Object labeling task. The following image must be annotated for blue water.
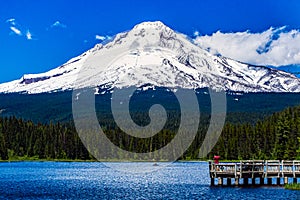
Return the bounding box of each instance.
[0,162,299,199]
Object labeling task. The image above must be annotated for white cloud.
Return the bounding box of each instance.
[95,35,107,41]
[10,26,22,36]
[106,35,112,40]
[193,27,300,66]
[6,18,16,25]
[6,18,36,40]
[193,30,199,37]
[51,21,67,28]
[26,30,32,40]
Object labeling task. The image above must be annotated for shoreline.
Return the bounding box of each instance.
[285,183,300,190]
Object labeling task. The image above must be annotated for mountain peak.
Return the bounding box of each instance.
[133,21,168,30]
[105,21,177,51]
[130,21,175,40]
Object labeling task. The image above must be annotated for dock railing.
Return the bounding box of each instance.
[209,160,300,186]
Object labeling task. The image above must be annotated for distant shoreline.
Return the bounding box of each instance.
[0,158,241,163]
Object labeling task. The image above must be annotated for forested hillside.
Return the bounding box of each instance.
[1,90,300,125]
[209,106,300,160]
[0,105,300,161]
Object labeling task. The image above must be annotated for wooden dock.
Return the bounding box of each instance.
[209,160,300,186]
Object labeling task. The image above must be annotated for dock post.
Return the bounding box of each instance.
[259,178,264,186]
[211,178,215,186]
[235,178,239,186]
[244,178,249,186]
[218,177,223,186]
[293,178,297,184]
[284,177,288,185]
[267,178,272,185]
[227,178,232,186]
[276,178,280,185]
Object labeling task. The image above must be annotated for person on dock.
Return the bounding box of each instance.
[213,155,222,171]
[213,155,220,164]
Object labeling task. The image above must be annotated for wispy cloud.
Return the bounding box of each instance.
[6,18,36,40]
[51,21,67,28]
[26,30,32,40]
[6,18,22,35]
[6,18,16,25]
[95,34,112,41]
[193,27,300,66]
[193,30,200,37]
[10,26,22,36]
[95,35,106,40]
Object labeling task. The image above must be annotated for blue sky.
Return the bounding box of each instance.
[0,0,300,83]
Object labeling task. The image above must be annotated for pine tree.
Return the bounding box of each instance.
[274,114,290,159]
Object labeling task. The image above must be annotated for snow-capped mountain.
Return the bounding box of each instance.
[1,21,300,94]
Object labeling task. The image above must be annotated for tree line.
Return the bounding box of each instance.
[0,105,300,161]
[0,118,90,160]
[209,106,300,160]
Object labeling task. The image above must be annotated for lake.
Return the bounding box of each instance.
[0,162,299,199]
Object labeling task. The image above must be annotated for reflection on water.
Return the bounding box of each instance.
[0,162,299,199]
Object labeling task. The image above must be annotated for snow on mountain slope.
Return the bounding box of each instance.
[0,21,300,94]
